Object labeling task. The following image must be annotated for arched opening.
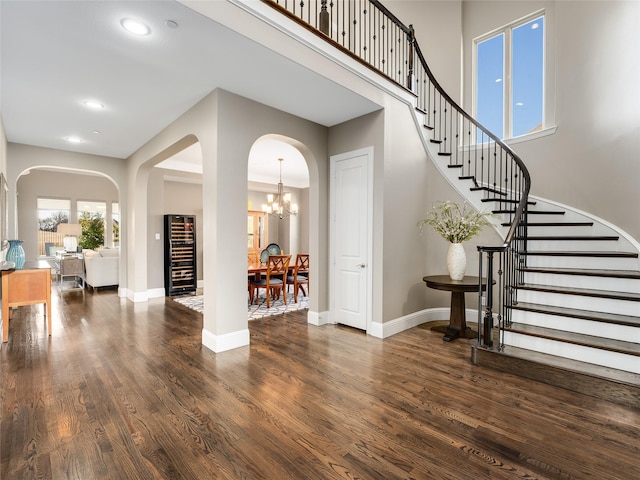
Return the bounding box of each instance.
[15,166,120,259]
[136,135,202,298]
[247,134,312,318]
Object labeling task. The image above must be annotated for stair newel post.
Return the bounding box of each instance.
[520,205,528,283]
[497,252,505,350]
[319,0,330,36]
[482,249,495,348]
[477,250,484,344]
[407,24,415,91]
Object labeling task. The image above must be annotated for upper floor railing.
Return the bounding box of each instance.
[263,0,531,350]
[265,0,415,88]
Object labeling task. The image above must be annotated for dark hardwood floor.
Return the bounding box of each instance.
[1,289,639,479]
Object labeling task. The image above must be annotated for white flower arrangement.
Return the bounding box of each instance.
[417,200,495,243]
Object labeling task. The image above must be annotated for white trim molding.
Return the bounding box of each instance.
[307,310,331,326]
[370,307,482,339]
[202,328,250,353]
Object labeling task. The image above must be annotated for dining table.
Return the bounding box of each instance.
[248,262,268,282]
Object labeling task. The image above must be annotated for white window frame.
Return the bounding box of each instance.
[473,10,546,141]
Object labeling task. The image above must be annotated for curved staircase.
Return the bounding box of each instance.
[418,106,640,406]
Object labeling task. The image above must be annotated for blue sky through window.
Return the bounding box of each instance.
[477,34,504,138]
[512,17,544,136]
[476,15,544,139]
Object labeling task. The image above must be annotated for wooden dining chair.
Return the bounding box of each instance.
[249,254,291,307]
[286,253,309,303]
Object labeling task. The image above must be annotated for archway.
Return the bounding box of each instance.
[15,166,120,265]
[247,134,317,322]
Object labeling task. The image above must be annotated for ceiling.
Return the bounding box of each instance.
[0,0,381,186]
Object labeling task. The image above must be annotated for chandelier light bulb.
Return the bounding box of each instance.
[264,157,298,220]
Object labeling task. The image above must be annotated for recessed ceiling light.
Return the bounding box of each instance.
[83,100,104,110]
[65,136,84,144]
[121,18,151,36]
[165,20,179,29]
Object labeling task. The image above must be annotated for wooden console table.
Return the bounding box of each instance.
[1,260,52,342]
[422,275,492,342]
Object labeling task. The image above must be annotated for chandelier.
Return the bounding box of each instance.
[262,158,298,219]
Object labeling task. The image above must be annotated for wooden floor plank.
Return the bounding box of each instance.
[1,289,639,479]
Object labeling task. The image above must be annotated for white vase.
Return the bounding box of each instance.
[447,242,466,280]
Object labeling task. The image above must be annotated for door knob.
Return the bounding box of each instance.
[356,263,366,268]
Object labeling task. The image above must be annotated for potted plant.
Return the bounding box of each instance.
[417,200,495,280]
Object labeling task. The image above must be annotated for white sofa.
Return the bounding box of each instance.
[84,248,119,291]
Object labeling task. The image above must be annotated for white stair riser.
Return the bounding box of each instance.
[503,332,640,374]
[522,272,640,294]
[516,290,639,317]
[525,240,623,252]
[525,225,594,236]
[525,255,636,270]
[510,310,640,343]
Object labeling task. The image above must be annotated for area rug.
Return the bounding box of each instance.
[173,292,308,320]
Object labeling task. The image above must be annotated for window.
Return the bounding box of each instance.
[38,198,70,255]
[475,13,544,140]
[78,200,106,250]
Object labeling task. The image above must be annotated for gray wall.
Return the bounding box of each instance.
[462,0,640,240]
[146,168,205,290]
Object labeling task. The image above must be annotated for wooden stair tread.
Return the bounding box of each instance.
[520,250,638,258]
[485,344,640,388]
[501,210,565,215]
[482,198,536,205]
[519,266,640,279]
[472,186,507,196]
[495,209,562,214]
[504,221,594,227]
[515,283,640,302]
[510,302,640,327]
[504,323,640,357]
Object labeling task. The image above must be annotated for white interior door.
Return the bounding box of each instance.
[330,148,372,331]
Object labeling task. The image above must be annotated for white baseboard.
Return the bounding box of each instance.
[307,310,330,326]
[202,328,250,353]
[147,288,166,299]
[369,307,480,339]
[125,289,149,303]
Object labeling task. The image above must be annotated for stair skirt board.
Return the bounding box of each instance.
[502,331,640,374]
[522,272,639,293]
[509,310,640,343]
[516,290,639,317]
[524,255,638,270]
